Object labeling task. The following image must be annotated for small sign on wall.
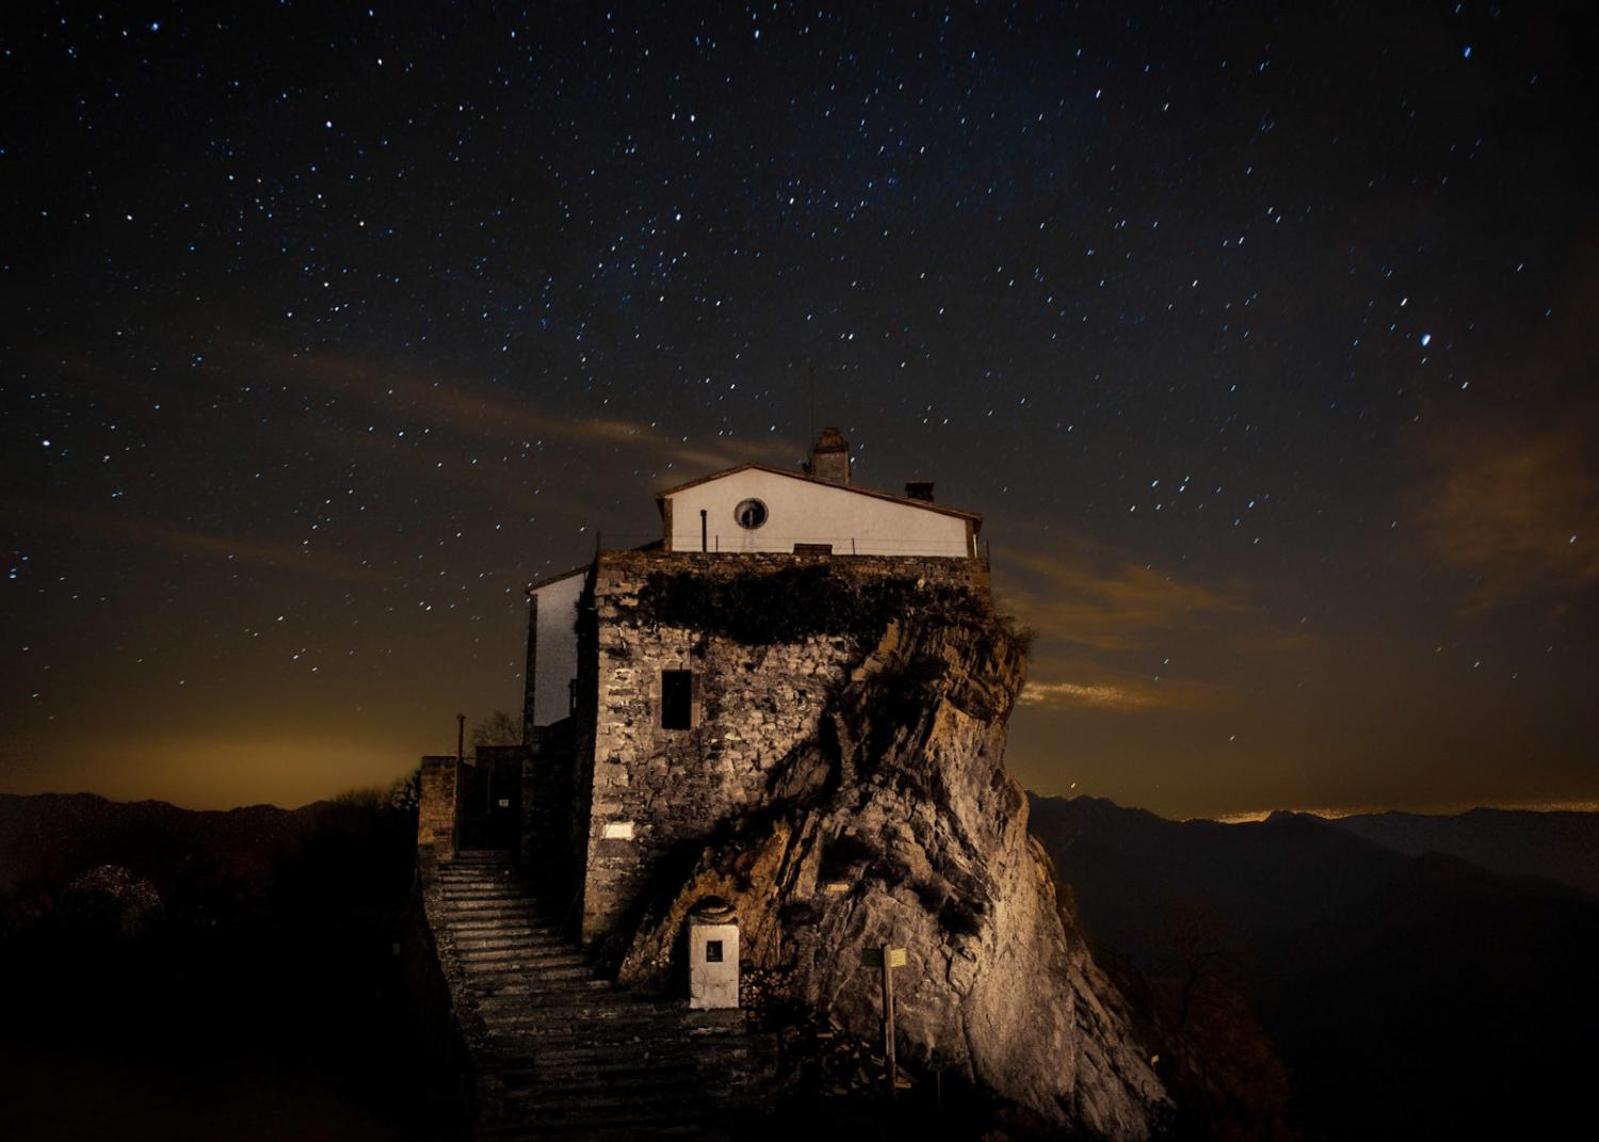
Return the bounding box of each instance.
[602,820,635,840]
[861,946,907,968]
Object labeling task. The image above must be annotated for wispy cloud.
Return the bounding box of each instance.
[1019,668,1229,713]
[1019,680,1159,711]
[1415,415,1598,610]
[998,543,1243,652]
[1406,249,1599,611]
[249,343,793,475]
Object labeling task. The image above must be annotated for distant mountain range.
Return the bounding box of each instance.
[0,792,321,899]
[1326,806,1599,897]
[1029,795,1599,1142]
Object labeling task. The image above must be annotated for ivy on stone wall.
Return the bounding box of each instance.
[635,563,983,646]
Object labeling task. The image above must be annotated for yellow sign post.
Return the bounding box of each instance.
[864,944,907,1096]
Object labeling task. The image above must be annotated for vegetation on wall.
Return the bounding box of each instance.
[635,563,990,647]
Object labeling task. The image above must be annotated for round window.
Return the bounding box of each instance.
[733,498,768,530]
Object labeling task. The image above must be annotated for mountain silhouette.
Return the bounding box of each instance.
[1327,806,1599,898]
[1030,795,1599,1141]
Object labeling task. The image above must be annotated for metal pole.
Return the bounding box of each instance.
[700,509,708,553]
[452,714,465,853]
[882,942,897,1099]
[808,364,816,452]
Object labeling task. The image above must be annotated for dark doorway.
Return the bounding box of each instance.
[457,752,522,850]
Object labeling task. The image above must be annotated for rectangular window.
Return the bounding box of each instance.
[705,939,724,963]
[793,543,833,555]
[661,669,693,730]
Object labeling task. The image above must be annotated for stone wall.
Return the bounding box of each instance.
[577,549,987,953]
[417,755,459,868]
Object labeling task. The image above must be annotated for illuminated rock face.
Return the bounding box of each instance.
[572,550,988,952]
[598,557,1171,1138]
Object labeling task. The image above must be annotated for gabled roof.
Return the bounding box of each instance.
[655,463,982,525]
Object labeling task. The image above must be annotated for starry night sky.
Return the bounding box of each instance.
[4,3,1595,818]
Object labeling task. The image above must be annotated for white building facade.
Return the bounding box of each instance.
[657,428,979,558]
[523,428,981,734]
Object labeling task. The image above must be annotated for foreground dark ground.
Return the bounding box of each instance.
[3,791,1595,1140]
[0,792,433,1141]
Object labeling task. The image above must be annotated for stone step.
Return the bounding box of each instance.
[466,966,598,985]
[438,909,538,923]
[480,1010,745,1042]
[488,1033,751,1067]
[447,921,556,934]
[436,895,537,908]
[455,937,579,956]
[448,928,559,944]
[476,1103,752,1141]
[441,915,549,930]
[479,997,740,1021]
[437,896,536,910]
[465,971,595,990]
[446,921,554,935]
[453,936,575,955]
[436,873,522,884]
[447,928,553,944]
[444,895,525,907]
[477,1005,693,1031]
[497,1038,752,1075]
[462,959,591,975]
[500,1080,754,1125]
[500,1064,750,1105]
[499,1041,751,1073]
[484,1002,744,1026]
[470,983,610,1003]
[439,915,540,927]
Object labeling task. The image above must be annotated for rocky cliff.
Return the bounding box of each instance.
[614,576,1170,1138]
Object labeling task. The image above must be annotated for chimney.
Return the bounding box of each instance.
[807,426,851,486]
[904,481,935,502]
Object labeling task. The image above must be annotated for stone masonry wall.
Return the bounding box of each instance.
[578,550,986,953]
[417,755,458,869]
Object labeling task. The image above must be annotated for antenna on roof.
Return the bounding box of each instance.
[807,363,816,451]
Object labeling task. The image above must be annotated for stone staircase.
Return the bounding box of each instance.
[425,850,773,1139]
